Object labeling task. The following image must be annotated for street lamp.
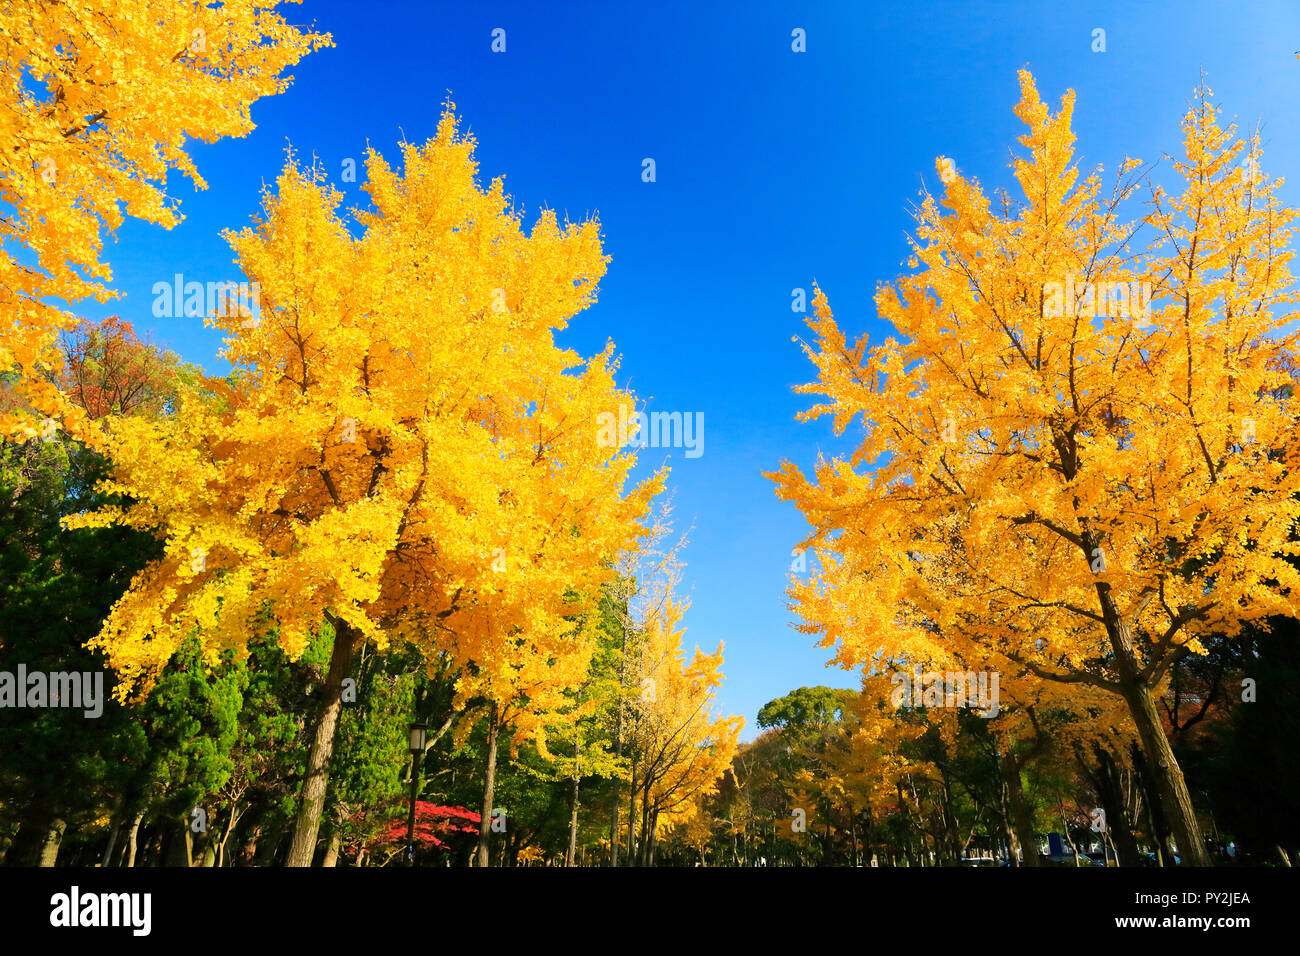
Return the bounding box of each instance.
[406,722,428,866]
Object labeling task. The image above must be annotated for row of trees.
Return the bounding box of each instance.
[664,639,1297,866]
[4,0,1296,867]
[1,2,740,867]
[0,320,741,867]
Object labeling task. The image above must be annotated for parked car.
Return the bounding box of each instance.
[1040,850,1092,866]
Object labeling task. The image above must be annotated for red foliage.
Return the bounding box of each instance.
[374,802,480,849]
[58,316,182,419]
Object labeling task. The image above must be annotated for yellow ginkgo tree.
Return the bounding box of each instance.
[73,107,660,866]
[0,0,329,441]
[624,599,743,865]
[770,72,1300,866]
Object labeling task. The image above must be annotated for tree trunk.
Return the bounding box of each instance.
[237,821,261,866]
[608,801,620,868]
[38,818,66,867]
[862,805,875,867]
[156,826,174,867]
[6,813,49,866]
[215,801,242,868]
[146,829,164,867]
[639,781,653,866]
[1130,741,1172,863]
[322,830,341,868]
[1094,579,1209,866]
[565,772,580,867]
[646,809,659,865]
[124,807,146,868]
[626,766,637,865]
[1059,807,1081,866]
[1000,749,1038,867]
[474,703,500,867]
[609,620,629,867]
[939,772,960,863]
[1093,746,1141,866]
[997,784,1017,866]
[100,809,122,868]
[287,620,357,867]
[1121,681,1208,864]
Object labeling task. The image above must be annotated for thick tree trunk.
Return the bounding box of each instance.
[1085,556,1208,866]
[474,703,500,867]
[1121,680,1209,865]
[1000,749,1038,866]
[287,620,357,867]
[1091,578,1209,866]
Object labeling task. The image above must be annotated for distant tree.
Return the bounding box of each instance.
[758,686,854,736]
[59,317,203,420]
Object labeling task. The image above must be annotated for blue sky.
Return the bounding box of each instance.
[77,0,1300,735]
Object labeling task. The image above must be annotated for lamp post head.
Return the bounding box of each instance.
[408,721,428,755]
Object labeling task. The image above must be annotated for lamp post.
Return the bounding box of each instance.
[406,722,428,866]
